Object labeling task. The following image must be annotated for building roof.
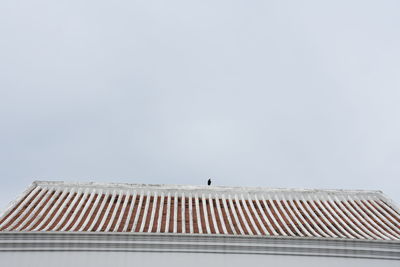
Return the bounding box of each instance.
[0,181,399,241]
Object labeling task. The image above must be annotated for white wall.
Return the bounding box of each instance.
[1,252,398,267]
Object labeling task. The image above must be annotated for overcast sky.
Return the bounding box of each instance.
[1,0,400,211]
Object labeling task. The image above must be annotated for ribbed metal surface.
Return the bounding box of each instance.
[0,181,399,240]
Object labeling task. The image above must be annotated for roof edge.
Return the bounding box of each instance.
[0,181,37,221]
[32,180,385,195]
[1,232,399,260]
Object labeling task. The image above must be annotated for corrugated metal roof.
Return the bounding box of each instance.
[0,181,399,240]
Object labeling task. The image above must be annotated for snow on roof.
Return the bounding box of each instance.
[0,181,399,241]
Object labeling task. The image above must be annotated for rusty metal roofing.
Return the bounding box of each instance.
[0,181,399,240]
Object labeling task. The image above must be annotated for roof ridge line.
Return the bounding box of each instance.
[31,180,384,195]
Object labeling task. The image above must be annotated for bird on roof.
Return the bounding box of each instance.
[207,178,211,186]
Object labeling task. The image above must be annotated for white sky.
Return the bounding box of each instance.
[1,0,400,211]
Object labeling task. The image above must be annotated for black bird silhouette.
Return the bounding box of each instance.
[207,178,211,186]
